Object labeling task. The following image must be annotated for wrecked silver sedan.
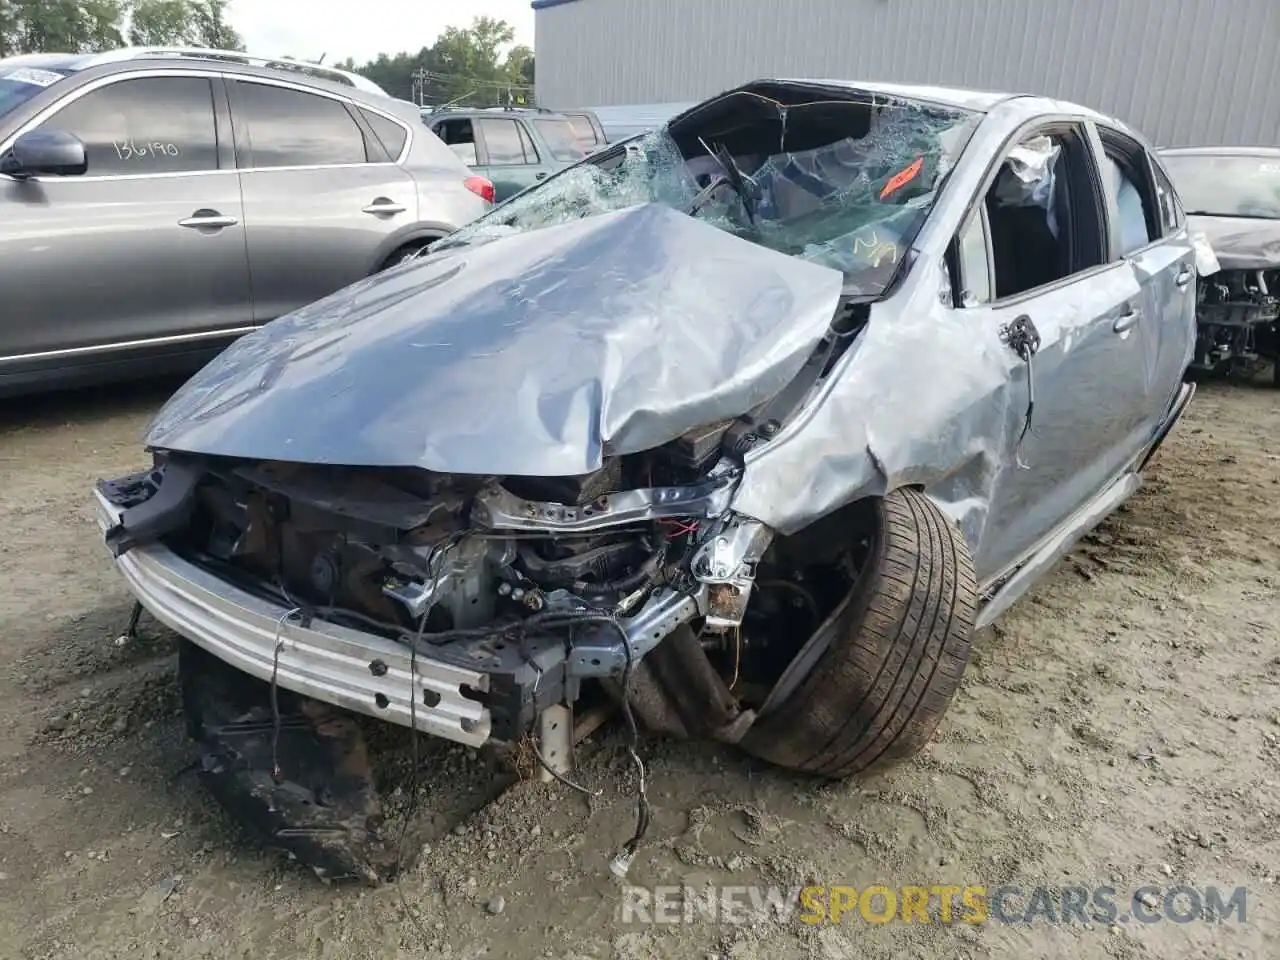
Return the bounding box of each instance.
[95,80,1197,880]
[1161,147,1280,385]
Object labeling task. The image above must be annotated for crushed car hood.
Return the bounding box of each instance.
[145,203,844,476]
[1187,214,1280,271]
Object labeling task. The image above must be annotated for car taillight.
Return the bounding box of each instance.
[464,176,495,204]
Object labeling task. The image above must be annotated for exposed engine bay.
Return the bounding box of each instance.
[1193,267,1280,374]
[97,341,874,884]
[101,310,869,748]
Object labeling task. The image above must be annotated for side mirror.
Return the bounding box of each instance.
[0,129,88,179]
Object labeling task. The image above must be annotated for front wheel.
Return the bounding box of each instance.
[740,488,977,779]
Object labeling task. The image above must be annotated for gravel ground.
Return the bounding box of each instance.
[0,376,1277,960]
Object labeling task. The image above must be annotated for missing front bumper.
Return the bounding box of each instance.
[94,487,496,747]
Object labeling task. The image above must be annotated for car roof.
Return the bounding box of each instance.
[1159,145,1280,158]
[426,106,575,121]
[774,79,1017,112]
[711,79,1118,125]
[1,48,390,101]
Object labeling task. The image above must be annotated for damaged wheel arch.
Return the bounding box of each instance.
[739,487,976,777]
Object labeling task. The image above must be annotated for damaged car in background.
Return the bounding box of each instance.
[1161,146,1280,386]
[95,79,1198,883]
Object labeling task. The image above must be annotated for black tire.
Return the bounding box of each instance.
[377,241,434,272]
[740,488,977,779]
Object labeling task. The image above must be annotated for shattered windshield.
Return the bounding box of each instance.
[1163,154,1280,219]
[436,98,979,295]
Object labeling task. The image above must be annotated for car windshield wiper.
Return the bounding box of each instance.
[1184,210,1280,220]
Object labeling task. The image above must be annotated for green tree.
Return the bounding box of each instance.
[1,0,125,56]
[504,43,534,86]
[127,0,241,48]
[0,0,241,56]
[344,17,534,108]
[187,0,238,48]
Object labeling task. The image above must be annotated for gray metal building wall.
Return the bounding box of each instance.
[533,0,1280,147]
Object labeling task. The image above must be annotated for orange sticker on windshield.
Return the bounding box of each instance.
[880,156,924,199]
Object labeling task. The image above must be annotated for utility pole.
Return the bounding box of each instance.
[411,67,429,107]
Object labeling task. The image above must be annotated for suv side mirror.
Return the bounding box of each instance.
[0,130,88,179]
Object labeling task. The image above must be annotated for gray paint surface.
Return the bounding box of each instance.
[535,0,1280,148]
[144,79,1198,585]
[0,55,489,395]
[145,202,844,477]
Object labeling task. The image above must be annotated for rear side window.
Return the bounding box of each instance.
[1098,131,1161,256]
[359,108,407,160]
[565,115,602,147]
[476,118,526,165]
[232,81,366,168]
[432,118,478,166]
[1102,156,1156,256]
[517,122,540,162]
[37,76,218,175]
[1150,160,1183,235]
[534,118,587,161]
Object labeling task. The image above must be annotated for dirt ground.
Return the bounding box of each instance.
[0,376,1277,960]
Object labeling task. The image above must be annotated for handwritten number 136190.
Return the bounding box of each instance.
[113,140,181,160]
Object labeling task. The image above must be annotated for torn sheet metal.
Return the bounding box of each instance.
[1186,214,1280,272]
[728,249,1175,586]
[1189,229,1221,277]
[145,202,843,476]
[730,255,1018,570]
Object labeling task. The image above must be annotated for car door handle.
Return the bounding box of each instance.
[1175,265,1195,288]
[1113,306,1143,333]
[534,172,548,180]
[362,199,407,216]
[178,210,238,230]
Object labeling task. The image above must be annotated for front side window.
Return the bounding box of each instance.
[436,95,980,296]
[233,81,366,168]
[476,118,526,165]
[981,129,1105,299]
[37,76,217,175]
[1161,153,1280,219]
[1150,160,1183,234]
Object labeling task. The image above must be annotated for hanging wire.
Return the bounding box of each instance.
[268,606,304,780]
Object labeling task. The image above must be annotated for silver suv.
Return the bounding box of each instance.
[0,48,493,396]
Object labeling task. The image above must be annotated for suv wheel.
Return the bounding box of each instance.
[378,241,434,272]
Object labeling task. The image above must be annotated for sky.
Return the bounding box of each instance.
[225,0,536,65]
